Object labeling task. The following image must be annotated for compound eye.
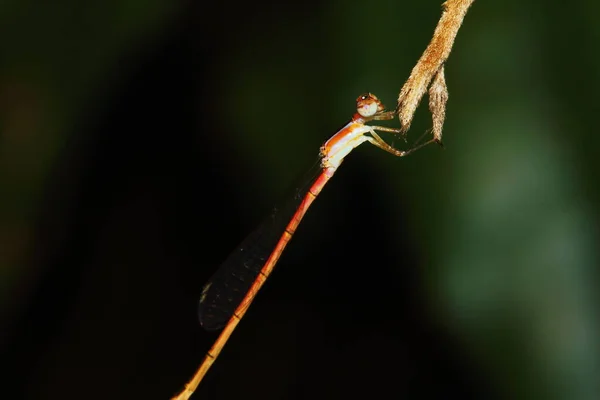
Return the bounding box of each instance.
[356,93,382,117]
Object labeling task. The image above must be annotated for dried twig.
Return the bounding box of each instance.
[397,0,475,145]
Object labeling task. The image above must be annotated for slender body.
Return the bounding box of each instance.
[172,94,434,400]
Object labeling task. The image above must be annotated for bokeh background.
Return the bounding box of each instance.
[2,0,599,399]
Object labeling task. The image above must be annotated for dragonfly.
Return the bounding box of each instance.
[172,93,436,400]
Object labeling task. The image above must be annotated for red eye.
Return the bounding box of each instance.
[357,93,370,102]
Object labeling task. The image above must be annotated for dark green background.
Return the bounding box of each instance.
[2,1,599,399]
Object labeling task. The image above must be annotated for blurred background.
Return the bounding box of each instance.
[2,0,599,399]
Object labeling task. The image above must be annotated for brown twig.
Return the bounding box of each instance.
[397,0,475,145]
